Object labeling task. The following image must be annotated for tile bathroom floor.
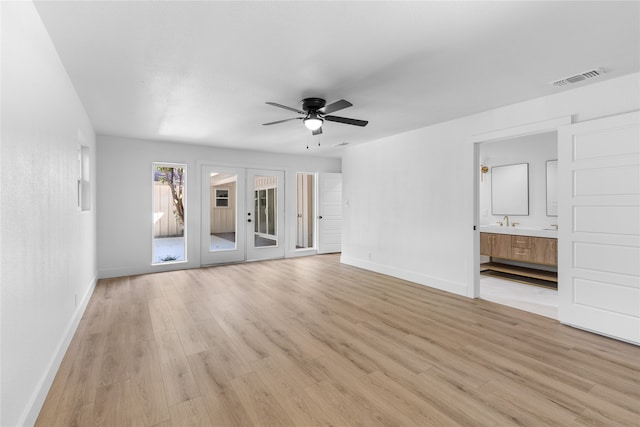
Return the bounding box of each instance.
[480,273,558,319]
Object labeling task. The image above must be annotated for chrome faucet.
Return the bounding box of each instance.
[503,215,510,227]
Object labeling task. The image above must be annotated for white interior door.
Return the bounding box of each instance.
[318,172,342,254]
[246,169,285,261]
[558,111,640,344]
[201,165,246,265]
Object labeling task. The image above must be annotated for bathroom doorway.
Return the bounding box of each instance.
[470,117,571,318]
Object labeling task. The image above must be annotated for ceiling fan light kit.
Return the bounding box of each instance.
[263,97,368,135]
[303,112,323,131]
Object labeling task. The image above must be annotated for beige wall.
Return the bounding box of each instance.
[210,181,237,234]
[254,175,277,190]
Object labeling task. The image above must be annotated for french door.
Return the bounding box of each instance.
[201,166,284,265]
[246,169,285,261]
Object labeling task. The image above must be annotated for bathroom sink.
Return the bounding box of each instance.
[479,224,558,238]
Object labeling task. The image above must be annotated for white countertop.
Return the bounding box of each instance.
[479,225,558,238]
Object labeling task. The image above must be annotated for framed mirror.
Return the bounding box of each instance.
[546,159,558,216]
[491,163,529,215]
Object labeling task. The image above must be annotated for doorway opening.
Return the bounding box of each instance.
[477,132,558,318]
[471,117,571,318]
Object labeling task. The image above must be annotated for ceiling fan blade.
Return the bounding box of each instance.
[324,115,368,127]
[265,102,305,115]
[312,127,323,136]
[262,117,301,126]
[319,99,352,115]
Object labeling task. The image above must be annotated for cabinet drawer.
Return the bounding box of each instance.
[511,247,531,260]
[512,236,532,248]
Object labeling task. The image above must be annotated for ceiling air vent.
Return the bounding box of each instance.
[551,68,604,87]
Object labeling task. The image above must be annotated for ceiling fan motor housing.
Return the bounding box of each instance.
[302,98,326,112]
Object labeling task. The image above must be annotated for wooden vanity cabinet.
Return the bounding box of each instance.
[481,232,557,266]
[511,235,532,261]
[492,234,512,259]
[480,232,557,283]
[531,237,557,266]
[480,233,512,258]
[480,233,492,256]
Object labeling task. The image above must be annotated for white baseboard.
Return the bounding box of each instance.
[340,255,469,297]
[285,248,317,258]
[98,259,203,279]
[20,275,97,427]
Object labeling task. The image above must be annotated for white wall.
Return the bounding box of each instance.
[97,135,340,278]
[1,2,97,426]
[479,132,557,228]
[342,73,640,297]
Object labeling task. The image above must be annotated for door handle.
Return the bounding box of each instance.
[247,219,252,223]
[318,216,323,219]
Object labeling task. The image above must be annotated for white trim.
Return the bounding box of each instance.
[467,116,572,298]
[341,255,468,297]
[287,248,318,258]
[20,276,98,427]
[469,116,572,144]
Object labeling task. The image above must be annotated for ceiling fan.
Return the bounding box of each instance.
[262,97,368,135]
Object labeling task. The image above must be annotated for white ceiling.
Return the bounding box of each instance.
[34,1,639,158]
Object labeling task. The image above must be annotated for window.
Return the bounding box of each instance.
[78,145,91,211]
[215,188,230,207]
[152,163,187,264]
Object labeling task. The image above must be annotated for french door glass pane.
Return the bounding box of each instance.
[259,190,267,234]
[253,176,277,247]
[209,172,237,252]
[267,188,276,235]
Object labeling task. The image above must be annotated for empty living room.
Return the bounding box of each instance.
[2,1,639,426]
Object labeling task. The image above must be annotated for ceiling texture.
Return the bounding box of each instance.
[34,1,639,157]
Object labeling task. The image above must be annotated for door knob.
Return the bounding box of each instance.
[318,216,323,219]
[247,219,252,223]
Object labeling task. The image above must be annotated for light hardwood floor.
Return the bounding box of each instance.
[36,254,640,426]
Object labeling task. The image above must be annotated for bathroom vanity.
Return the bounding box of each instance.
[479,226,557,283]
